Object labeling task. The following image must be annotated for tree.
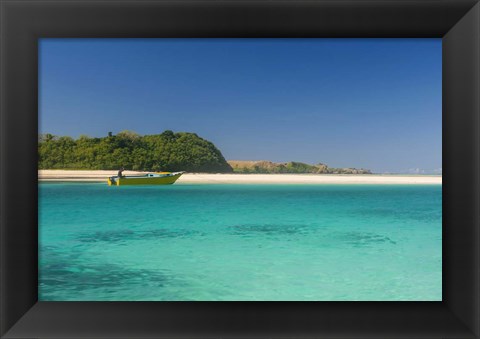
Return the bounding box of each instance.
[38,130,233,173]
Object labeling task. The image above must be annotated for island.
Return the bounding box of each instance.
[38,130,441,185]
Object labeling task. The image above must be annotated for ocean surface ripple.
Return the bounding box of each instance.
[39,183,442,301]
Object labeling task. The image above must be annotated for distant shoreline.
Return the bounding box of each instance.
[38,170,442,185]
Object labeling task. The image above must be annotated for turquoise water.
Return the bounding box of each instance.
[39,183,442,301]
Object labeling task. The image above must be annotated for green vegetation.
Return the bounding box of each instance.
[39,131,371,174]
[38,130,233,173]
[228,160,371,174]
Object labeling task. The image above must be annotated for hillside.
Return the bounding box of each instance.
[228,160,371,174]
[38,130,233,173]
[38,131,371,174]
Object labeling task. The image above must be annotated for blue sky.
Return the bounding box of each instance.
[39,38,441,173]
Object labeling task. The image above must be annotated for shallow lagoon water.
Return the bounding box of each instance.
[39,182,441,301]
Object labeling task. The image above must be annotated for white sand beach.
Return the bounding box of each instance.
[38,170,442,185]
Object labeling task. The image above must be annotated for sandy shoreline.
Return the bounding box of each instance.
[38,170,442,185]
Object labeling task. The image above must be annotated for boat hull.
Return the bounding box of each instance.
[107,172,183,186]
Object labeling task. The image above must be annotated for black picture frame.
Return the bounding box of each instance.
[1,0,479,338]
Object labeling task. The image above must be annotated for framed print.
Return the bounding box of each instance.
[1,0,479,338]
